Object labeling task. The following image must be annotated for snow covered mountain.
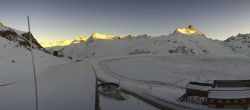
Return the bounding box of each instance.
[0,22,44,51]
[223,33,250,54]
[40,36,88,53]
[39,40,74,53]
[39,40,73,48]
[56,25,235,58]
[39,36,88,48]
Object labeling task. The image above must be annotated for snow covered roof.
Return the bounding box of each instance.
[208,88,250,99]
[186,82,213,91]
[211,87,250,91]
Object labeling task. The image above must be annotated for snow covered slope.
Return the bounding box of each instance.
[224,33,250,54]
[0,21,74,110]
[0,22,44,51]
[0,22,70,83]
[60,41,86,58]
[58,26,235,58]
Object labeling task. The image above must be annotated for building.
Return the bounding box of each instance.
[178,82,214,104]
[180,80,250,109]
[214,80,250,87]
[53,51,63,57]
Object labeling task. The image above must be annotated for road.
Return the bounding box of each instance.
[88,59,193,110]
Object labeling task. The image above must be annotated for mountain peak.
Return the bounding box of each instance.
[175,25,205,36]
[74,36,88,41]
[90,32,116,40]
[188,25,195,30]
[72,36,88,44]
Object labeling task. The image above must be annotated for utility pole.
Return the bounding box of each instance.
[28,16,38,110]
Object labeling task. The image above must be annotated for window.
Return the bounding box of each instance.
[210,99,214,102]
[242,99,246,103]
[218,100,222,103]
[234,100,238,103]
[226,100,230,103]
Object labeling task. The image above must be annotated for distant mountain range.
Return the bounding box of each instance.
[41,25,250,58]
[2,22,249,59]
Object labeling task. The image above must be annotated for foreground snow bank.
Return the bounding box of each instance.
[38,61,96,110]
[0,61,96,110]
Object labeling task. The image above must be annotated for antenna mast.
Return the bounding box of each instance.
[28,16,38,110]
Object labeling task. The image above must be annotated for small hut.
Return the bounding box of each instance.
[53,51,59,56]
[53,51,63,57]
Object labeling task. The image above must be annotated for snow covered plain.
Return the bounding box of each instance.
[89,54,250,110]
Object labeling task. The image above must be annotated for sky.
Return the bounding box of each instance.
[0,0,250,42]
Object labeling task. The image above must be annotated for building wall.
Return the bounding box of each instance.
[207,98,250,108]
[186,89,208,97]
[214,80,250,87]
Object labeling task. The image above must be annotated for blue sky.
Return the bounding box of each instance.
[1,0,250,41]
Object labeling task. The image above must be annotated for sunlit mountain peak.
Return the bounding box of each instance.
[90,32,116,40]
[175,25,205,36]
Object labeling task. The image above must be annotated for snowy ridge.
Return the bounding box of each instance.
[39,36,88,48]
[39,40,73,48]
[73,36,88,43]
[223,33,250,54]
[39,36,89,53]
[87,32,116,42]
[0,22,44,50]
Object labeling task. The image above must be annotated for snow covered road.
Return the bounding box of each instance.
[88,56,192,110]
